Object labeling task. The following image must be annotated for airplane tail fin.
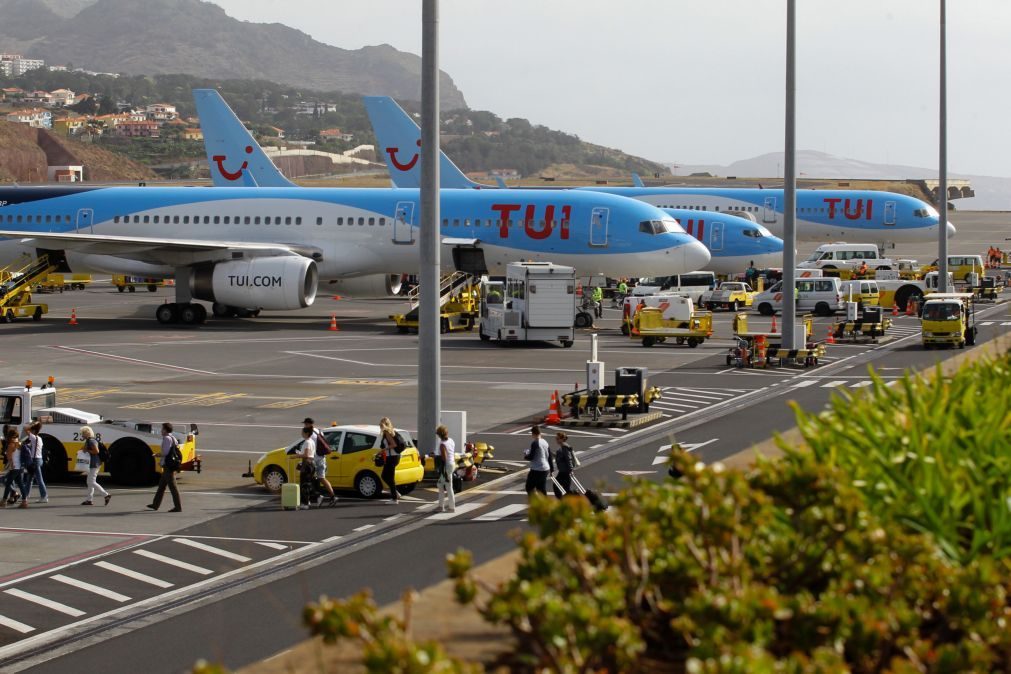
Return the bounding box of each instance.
[631,173,645,188]
[494,175,508,189]
[193,89,295,188]
[363,95,490,189]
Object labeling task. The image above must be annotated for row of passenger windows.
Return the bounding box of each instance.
[4,213,570,229]
[2,214,73,225]
[658,204,832,215]
[113,214,309,225]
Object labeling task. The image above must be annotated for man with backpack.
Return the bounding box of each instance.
[524,425,553,496]
[302,418,337,506]
[147,422,182,512]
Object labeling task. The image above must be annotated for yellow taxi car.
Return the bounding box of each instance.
[251,424,424,498]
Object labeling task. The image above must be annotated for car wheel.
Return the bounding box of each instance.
[815,302,832,317]
[620,323,629,336]
[147,284,158,292]
[479,330,490,341]
[687,337,700,348]
[261,466,287,493]
[574,312,593,328]
[561,340,573,348]
[32,307,42,321]
[128,286,136,292]
[730,301,739,312]
[355,471,382,499]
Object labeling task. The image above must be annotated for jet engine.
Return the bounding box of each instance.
[328,274,403,298]
[191,256,317,310]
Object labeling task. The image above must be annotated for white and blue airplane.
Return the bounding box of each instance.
[359,96,785,275]
[0,183,708,325]
[358,96,953,249]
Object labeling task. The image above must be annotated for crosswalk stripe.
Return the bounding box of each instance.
[50,574,131,603]
[791,380,819,388]
[94,561,174,589]
[174,538,252,563]
[254,541,289,550]
[822,380,848,387]
[980,321,994,326]
[670,387,740,396]
[1002,322,1011,327]
[850,381,873,388]
[425,502,483,520]
[652,455,668,466]
[4,588,85,617]
[0,614,35,634]
[474,503,528,521]
[664,391,726,401]
[134,549,213,575]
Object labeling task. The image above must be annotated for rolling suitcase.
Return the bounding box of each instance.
[570,475,609,512]
[281,482,301,510]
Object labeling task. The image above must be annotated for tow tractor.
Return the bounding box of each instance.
[631,296,713,348]
[699,281,756,311]
[920,293,977,349]
[390,273,479,334]
[0,254,56,322]
[0,378,201,485]
[479,262,576,347]
[113,275,171,293]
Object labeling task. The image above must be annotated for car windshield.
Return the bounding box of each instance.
[805,251,822,262]
[923,303,960,320]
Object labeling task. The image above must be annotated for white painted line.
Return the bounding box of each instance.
[352,524,375,532]
[46,346,217,375]
[589,444,603,449]
[1002,322,1011,327]
[474,503,528,522]
[50,574,131,603]
[674,387,748,395]
[0,614,35,634]
[174,538,252,563]
[980,321,994,326]
[790,380,819,388]
[94,561,173,589]
[413,502,439,512]
[426,502,484,520]
[254,542,289,551]
[134,550,213,575]
[383,514,404,522]
[4,589,85,617]
[652,455,668,466]
[850,381,873,388]
[666,390,732,400]
[822,380,848,387]
[321,536,342,543]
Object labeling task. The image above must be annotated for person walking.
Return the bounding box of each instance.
[147,422,182,512]
[2,428,27,508]
[524,425,552,497]
[591,285,604,318]
[379,417,402,503]
[79,426,110,506]
[22,422,47,504]
[552,432,576,498]
[303,418,337,505]
[435,424,455,513]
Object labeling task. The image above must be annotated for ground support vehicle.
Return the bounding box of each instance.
[479,262,576,347]
[920,293,977,349]
[250,424,423,498]
[728,313,821,367]
[35,273,92,292]
[113,275,169,293]
[390,279,479,334]
[974,275,1002,302]
[622,292,693,335]
[632,299,713,348]
[0,379,200,485]
[831,311,893,343]
[561,387,662,421]
[876,271,951,312]
[1,255,56,322]
[700,281,756,311]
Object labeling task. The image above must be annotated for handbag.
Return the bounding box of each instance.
[373,449,386,467]
[75,449,91,472]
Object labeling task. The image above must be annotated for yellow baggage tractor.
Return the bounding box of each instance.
[632,297,713,348]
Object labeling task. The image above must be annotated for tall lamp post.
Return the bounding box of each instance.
[938,0,949,291]
[781,0,798,350]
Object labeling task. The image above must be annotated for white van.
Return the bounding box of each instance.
[632,272,716,303]
[798,243,893,272]
[753,276,844,316]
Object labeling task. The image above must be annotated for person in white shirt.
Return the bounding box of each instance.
[435,424,455,513]
[2,427,27,507]
[303,419,336,505]
[22,422,48,503]
[524,425,552,496]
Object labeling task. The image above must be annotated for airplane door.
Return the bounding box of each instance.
[762,197,777,224]
[590,207,609,247]
[393,201,415,244]
[884,201,896,225]
[709,221,724,252]
[75,208,94,233]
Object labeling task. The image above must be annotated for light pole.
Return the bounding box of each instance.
[937,0,949,291]
[781,0,798,351]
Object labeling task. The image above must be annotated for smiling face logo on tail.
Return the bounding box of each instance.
[213,145,253,181]
[386,140,421,172]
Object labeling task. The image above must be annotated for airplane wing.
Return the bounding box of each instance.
[0,230,322,265]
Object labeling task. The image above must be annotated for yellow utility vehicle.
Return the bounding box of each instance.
[1,255,55,322]
[113,275,167,292]
[632,296,713,348]
[699,281,756,311]
[920,293,977,349]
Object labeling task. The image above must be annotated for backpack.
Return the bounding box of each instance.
[164,437,183,471]
[393,432,407,455]
[97,440,110,465]
[18,443,32,468]
[314,430,331,456]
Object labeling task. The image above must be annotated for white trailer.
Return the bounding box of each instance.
[479,262,576,347]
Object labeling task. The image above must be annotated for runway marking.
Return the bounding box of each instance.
[285,350,586,373]
[133,550,213,575]
[253,542,289,551]
[0,614,35,634]
[4,589,85,617]
[850,381,873,388]
[193,449,265,455]
[94,561,173,589]
[822,380,848,387]
[790,380,819,388]
[258,396,328,409]
[50,574,131,603]
[45,346,217,375]
[122,393,242,410]
[426,502,483,520]
[56,387,121,403]
[321,536,342,543]
[474,503,527,522]
[331,379,404,386]
[174,538,252,563]
[352,524,375,532]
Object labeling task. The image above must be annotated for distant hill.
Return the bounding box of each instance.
[0,0,468,109]
[675,150,1011,211]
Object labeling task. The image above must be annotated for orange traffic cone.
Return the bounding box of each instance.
[69,307,78,326]
[328,313,339,331]
[544,391,562,424]
[331,294,343,301]
[905,297,917,316]
[770,315,778,333]
[826,325,836,344]
[892,303,899,317]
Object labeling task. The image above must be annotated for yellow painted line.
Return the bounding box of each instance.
[57,387,122,403]
[258,396,328,410]
[330,379,403,386]
[122,392,241,410]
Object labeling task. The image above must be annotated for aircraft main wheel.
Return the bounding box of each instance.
[179,304,202,325]
[156,303,179,324]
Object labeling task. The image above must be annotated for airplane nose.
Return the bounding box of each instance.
[946,221,957,238]
[683,238,711,272]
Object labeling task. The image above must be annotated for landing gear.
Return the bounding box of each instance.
[212,303,259,319]
[156,303,208,325]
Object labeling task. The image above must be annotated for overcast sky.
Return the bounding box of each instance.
[210,1,1010,177]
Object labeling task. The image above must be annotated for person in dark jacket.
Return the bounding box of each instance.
[552,432,576,498]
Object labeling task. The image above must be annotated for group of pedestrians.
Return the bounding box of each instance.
[524,425,577,499]
[2,422,48,508]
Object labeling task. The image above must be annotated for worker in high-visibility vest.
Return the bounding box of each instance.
[591,285,604,318]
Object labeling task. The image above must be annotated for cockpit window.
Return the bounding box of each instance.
[742,227,766,238]
[914,206,940,218]
[640,219,681,235]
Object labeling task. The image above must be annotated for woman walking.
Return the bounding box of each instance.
[2,428,27,508]
[379,417,402,503]
[79,426,111,506]
[435,424,455,513]
[524,425,551,497]
[553,432,576,498]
